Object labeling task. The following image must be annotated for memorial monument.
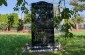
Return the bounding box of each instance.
[31,1,54,47]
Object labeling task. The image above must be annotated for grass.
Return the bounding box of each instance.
[0,34,31,55]
[0,32,30,35]
[56,30,85,55]
[55,35,85,55]
[71,29,85,35]
[0,31,85,55]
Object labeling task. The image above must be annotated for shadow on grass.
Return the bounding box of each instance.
[22,52,63,55]
[54,35,85,55]
[61,35,85,55]
[75,35,85,38]
[62,45,85,55]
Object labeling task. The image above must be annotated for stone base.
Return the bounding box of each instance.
[23,46,58,52]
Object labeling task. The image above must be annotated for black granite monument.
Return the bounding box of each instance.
[31,1,54,47]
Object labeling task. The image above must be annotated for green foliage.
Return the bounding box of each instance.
[0,23,7,30]
[8,15,14,26]
[8,15,14,31]
[0,13,19,27]
[17,19,24,31]
[11,13,19,26]
[55,7,74,38]
[70,0,85,11]
[61,8,74,19]
[61,22,74,38]
[72,13,84,24]
[61,8,74,38]
[24,13,31,24]
[78,0,85,2]
[54,0,75,38]
[54,16,62,29]
[0,0,29,14]
[0,0,7,6]
[13,0,29,14]
[0,14,8,30]
[0,14,8,24]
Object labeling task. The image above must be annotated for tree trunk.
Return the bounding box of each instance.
[8,25,10,31]
[75,24,78,30]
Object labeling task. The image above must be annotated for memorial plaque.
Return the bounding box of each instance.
[31,1,54,46]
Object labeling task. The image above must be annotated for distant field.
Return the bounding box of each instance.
[71,29,85,35]
[0,31,31,35]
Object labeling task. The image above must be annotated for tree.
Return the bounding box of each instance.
[11,13,19,27]
[0,0,7,6]
[0,0,29,14]
[0,14,8,24]
[24,13,31,24]
[70,0,85,11]
[0,13,19,31]
[54,0,74,38]
[0,14,8,30]
[72,13,84,30]
[17,19,24,32]
[70,0,85,30]
[7,15,14,31]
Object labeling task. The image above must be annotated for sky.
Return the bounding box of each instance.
[0,0,84,17]
[0,0,54,14]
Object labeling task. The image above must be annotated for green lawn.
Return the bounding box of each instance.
[0,31,85,55]
[0,34,31,55]
[55,35,85,55]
